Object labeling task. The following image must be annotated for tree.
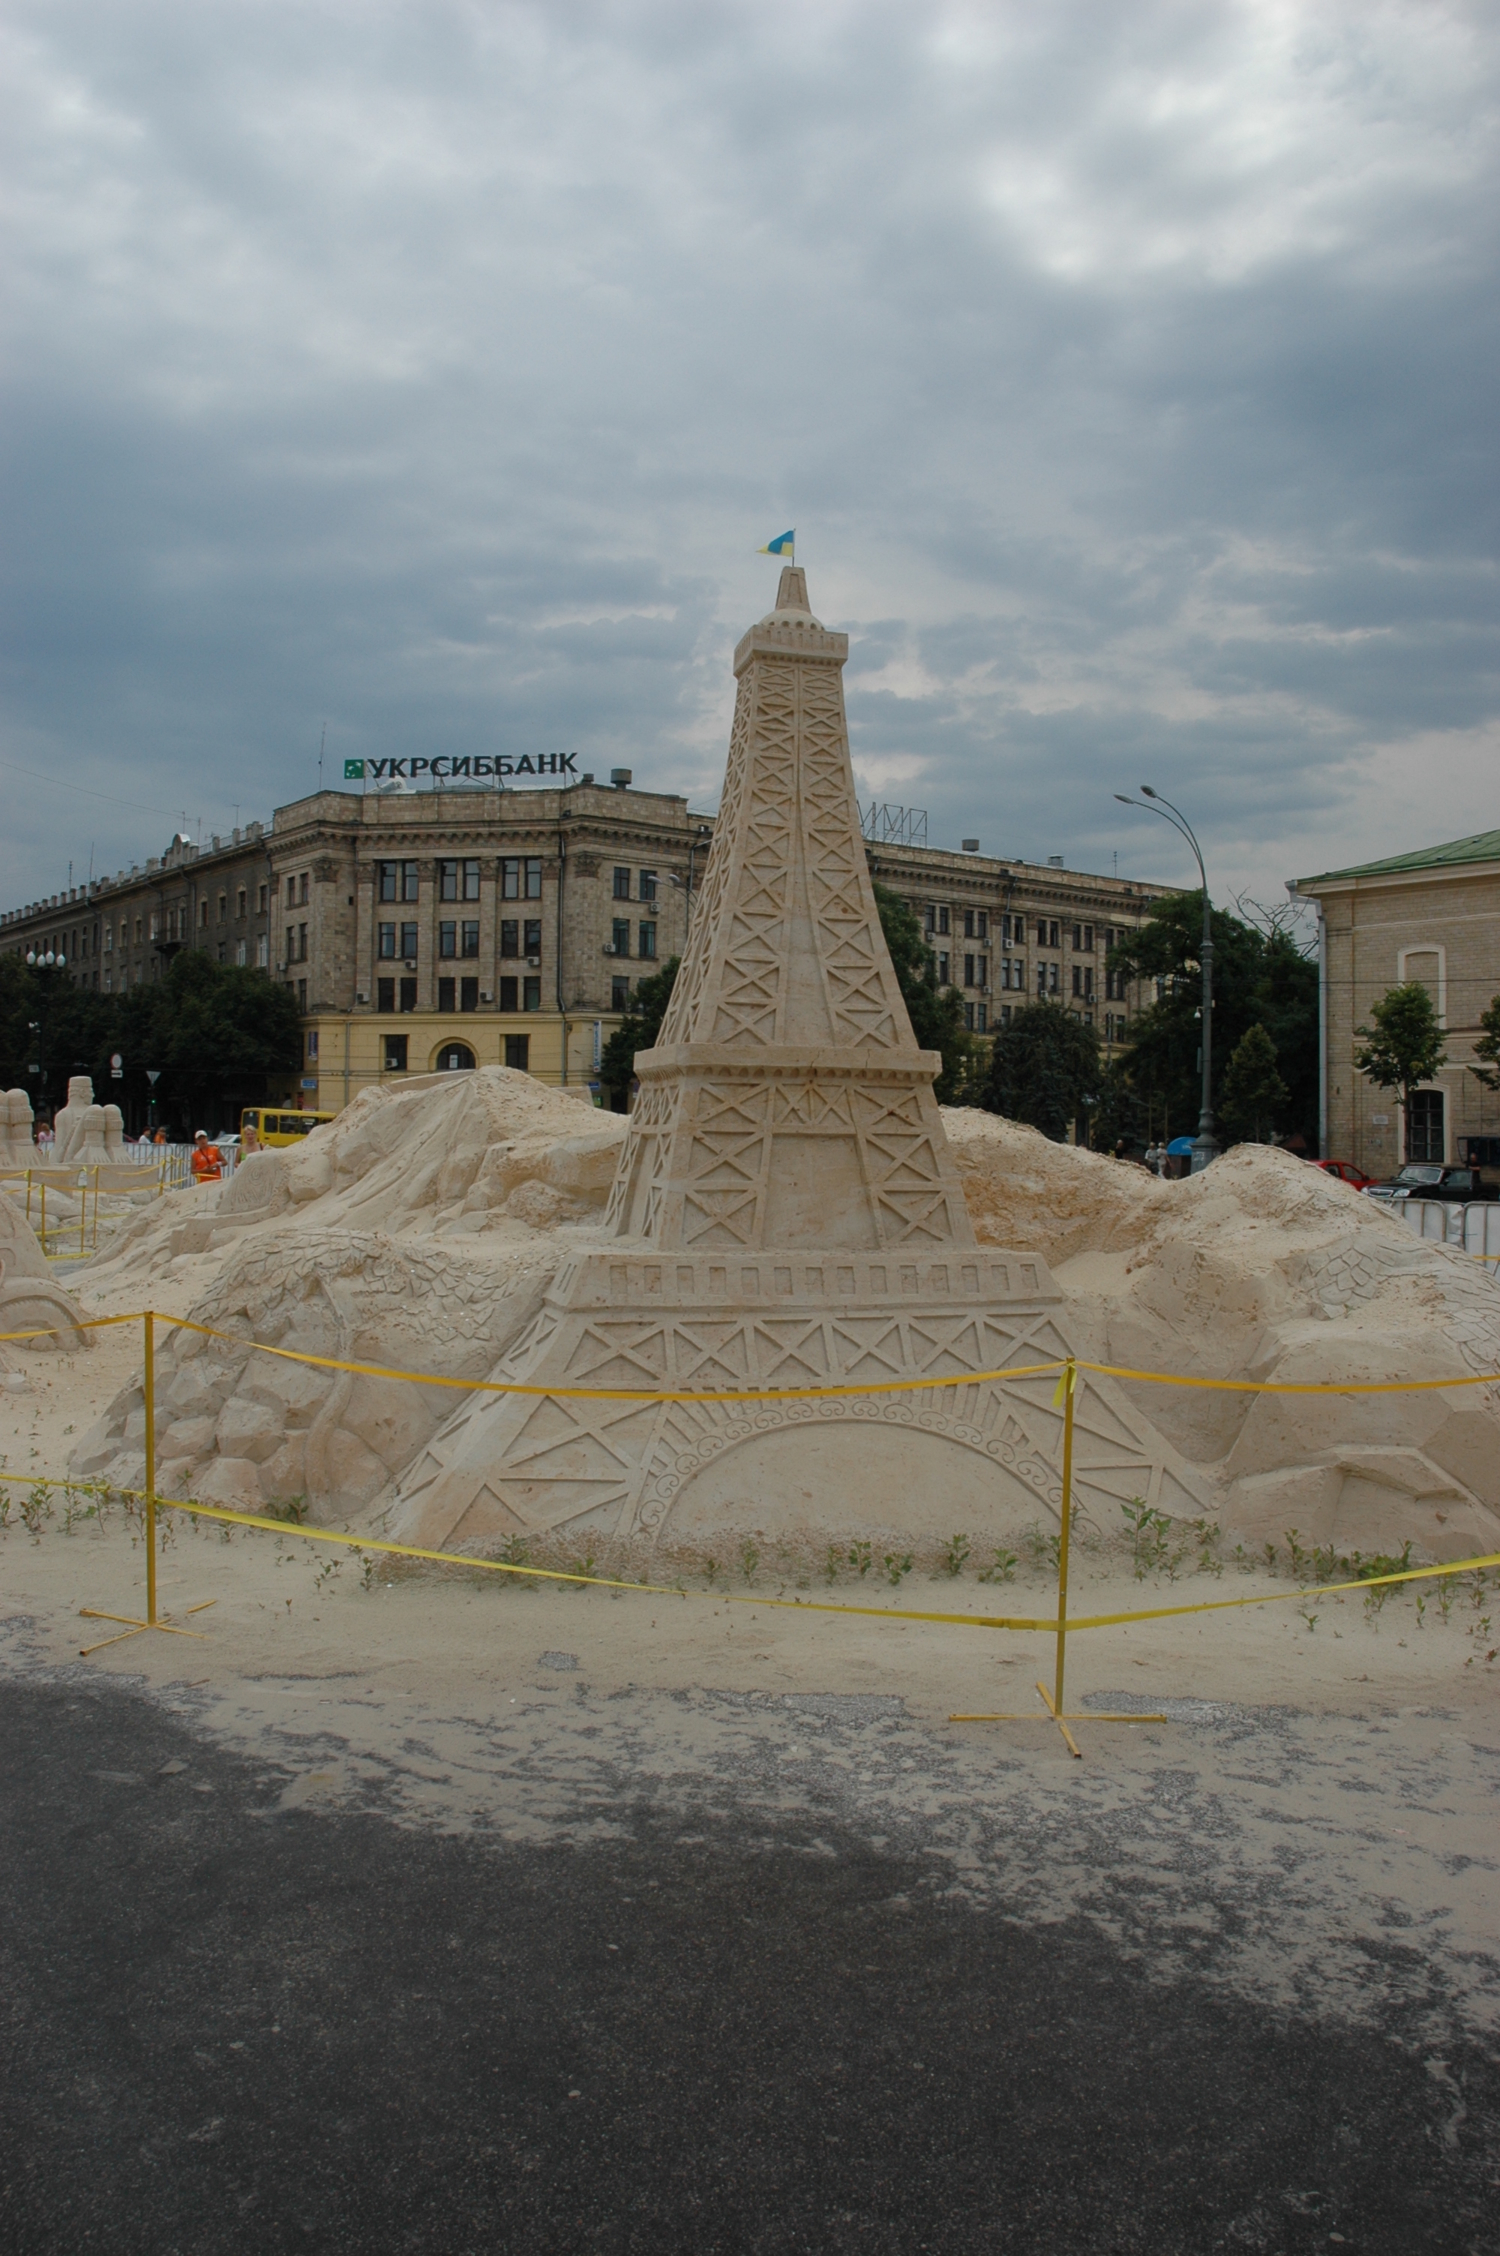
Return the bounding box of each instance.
[599,958,680,1103]
[1353,982,1447,1159]
[980,999,1101,1143]
[1106,891,1318,1148]
[1219,1023,1288,1144]
[115,953,302,1134]
[1470,994,1500,1091]
[871,883,974,1102]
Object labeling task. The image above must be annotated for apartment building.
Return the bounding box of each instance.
[2,779,1166,1111]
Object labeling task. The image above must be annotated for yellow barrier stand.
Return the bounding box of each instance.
[75,1310,215,1657]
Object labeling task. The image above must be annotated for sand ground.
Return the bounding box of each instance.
[5,1265,1500,2055]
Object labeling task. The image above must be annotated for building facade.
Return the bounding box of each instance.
[2,778,1169,1114]
[1293,830,1500,1172]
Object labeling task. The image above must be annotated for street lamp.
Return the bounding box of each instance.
[1113,785,1219,1173]
[25,950,65,967]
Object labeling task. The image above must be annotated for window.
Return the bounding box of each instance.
[639,921,657,960]
[964,954,975,988]
[1084,925,1093,952]
[306,1030,319,1060]
[1072,965,1082,997]
[378,977,395,1011]
[611,977,631,1009]
[218,893,227,924]
[217,943,226,964]
[938,952,949,984]
[460,976,478,1012]
[964,910,975,939]
[1038,919,1059,949]
[438,977,456,1011]
[237,888,247,919]
[505,1035,529,1070]
[1037,963,1048,996]
[977,956,988,989]
[257,885,268,914]
[523,976,541,1011]
[399,977,417,1013]
[1408,1089,1445,1162]
[285,925,294,963]
[438,1042,476,1071]
[439,921,457,959]
[379,860,420,903]
[523,918,542,957]
[1049,962,1059,994]
[976,1003,988,1033]
[383,1034,408,1072]
[937,905,950,935]
[977,911,988,941]
[235,940,247,967]
[298,923,308,963]
[964,1003,975,1031]
[461,920,479,958]
[1083,966,1093,1000]
[502,856,544,900]
[378,923,397,959]
[296,977,307,1011]
[199,898,209,928]
[400,923,418,960]
[499,976,518,1010]
[639,870,657,903]
[103,924,113,953]
[256,935,269,968]
[925,904,936,932]
[500,919,519,958]
[1106,967,1124,1001]
[440,860,459,901]
[613,867,631,900]
[612,918,631,955]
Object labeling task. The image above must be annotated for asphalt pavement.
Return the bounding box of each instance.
[2,1677,1495,2255]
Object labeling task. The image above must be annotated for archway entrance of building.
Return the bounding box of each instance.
[434,1042,476,1072]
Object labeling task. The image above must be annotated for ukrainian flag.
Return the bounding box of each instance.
[758,529,795,559]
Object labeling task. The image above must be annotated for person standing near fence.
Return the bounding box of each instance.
[190,1130,223,1184]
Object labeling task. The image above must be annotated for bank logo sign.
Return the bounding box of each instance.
[343,755,578,782]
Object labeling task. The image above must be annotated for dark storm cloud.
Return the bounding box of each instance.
[3,0,1496,906]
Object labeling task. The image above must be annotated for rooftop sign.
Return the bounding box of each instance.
[343,755,578,782]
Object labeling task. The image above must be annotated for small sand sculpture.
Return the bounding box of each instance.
[0,1089,36,1170]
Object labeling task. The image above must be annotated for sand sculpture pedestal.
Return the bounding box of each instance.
[385,568,1207,1557]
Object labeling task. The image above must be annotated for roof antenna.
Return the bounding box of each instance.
[318,720,326,789]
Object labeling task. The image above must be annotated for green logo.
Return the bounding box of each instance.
[343,759,365,779]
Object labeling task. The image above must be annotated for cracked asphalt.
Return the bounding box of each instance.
[4,1672,1500,2256]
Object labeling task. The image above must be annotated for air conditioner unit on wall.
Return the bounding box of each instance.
[526,955,541,967]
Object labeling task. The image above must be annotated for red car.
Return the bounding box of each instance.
[1314,1159,1375,1189]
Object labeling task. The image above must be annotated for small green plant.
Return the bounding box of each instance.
[358,1551,376,1592]
[569,1549,597,1586]
[1438,1578,1456,1626]
[263,1495,308,1525]
[823,1544,842,1585]
[1299,1610,1319,1633]
[977,1548,1018,1585]
[848,1540,872,1579]
[704,1557,720,1587]
[23,1483,51,1537]
[942,1533,971,1579]
[1188,1519,1223,1577]
[1285,1529,1310,1582]
[313,1555,341,1594]
[499,1534,532,1570]
[1021,1521,1052,1569]
[1121,1499,1174,1580]
[1414,1593,1426,1631]
[883,1551,914,1586]
[740,1537,761,1585]
[1262,1540,1280,1575]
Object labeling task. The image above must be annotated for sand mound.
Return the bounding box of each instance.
[69,1083,1500,1564]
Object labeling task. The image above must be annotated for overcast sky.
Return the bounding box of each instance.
[4,0,1496,916]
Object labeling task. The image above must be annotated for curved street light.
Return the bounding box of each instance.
[25,949,65,967]
[1113,786,1219,1172]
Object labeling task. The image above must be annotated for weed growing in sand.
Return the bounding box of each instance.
[22,1483,53,1539]
[704,1557,720,1587]
[883,1551,913,1587]
[568,1549,597,1587]
[824,1545,842,1585]
[313,1555,341,1595]
[263,1495,308,1526]
[1438,1579,1455,1626]
[1021,1522,1052,1570]
[977,1548,1018,1585]
[941,1534,971,1578]
[848,1540,872,1579]
[739,1538,760,1585]
[1121,1500,1180,1580]
[1188,1519,1223,1576]
[1299,1610,1320,1633]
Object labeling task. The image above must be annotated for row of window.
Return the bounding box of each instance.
[380,1033,532,1074]
[613,867,658,902]
[611,919,657,960]
[923,905,1131,954]
[378,857,544,903]
[377,918,547,961]
[375,976,543,1014]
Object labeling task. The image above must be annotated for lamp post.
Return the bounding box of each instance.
[1114,786,1218,1173]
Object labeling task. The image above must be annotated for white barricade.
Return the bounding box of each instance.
[1400,1199,1500,1258]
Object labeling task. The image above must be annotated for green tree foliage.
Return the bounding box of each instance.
[1219,1023,1289,1144]
[1470,994,1500,1091]
[0,951,301,1136]
[979,999,1102,1143]
[871,883,973,1102]
[599,957,680,1098]
[1106,893,1318,1147]
[1353,982,1447,1155]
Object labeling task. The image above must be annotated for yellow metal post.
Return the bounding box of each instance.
[144,1309,157,1626]
[1054,1359,1075,1717]
[39,1178,46,1253]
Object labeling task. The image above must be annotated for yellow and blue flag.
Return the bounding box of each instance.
[758,529,795,559]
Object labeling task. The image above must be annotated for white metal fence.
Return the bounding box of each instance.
[1399,1198,1500,1260]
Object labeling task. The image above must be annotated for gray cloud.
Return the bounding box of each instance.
[3,0,1496,907]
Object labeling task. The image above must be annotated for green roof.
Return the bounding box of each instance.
[1297,828,1500,886]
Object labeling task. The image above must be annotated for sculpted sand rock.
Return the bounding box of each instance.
[0,1189,91,1360]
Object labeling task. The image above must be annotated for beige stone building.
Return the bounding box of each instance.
[2,775,1170,1115]
[1292,830,1500,1171]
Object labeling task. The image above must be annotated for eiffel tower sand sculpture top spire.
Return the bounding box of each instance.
[605,563,974,1253]
[381,568,1208,1559]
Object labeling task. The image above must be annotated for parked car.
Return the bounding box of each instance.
[1363,1164,1499,1204]
[1314,1159,1375,1189]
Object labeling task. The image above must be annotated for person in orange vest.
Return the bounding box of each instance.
[191,1130,223,1183]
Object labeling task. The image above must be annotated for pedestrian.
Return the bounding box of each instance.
[190,1129,223,1184]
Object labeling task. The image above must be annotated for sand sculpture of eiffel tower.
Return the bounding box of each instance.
[384,568,1208,1555]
